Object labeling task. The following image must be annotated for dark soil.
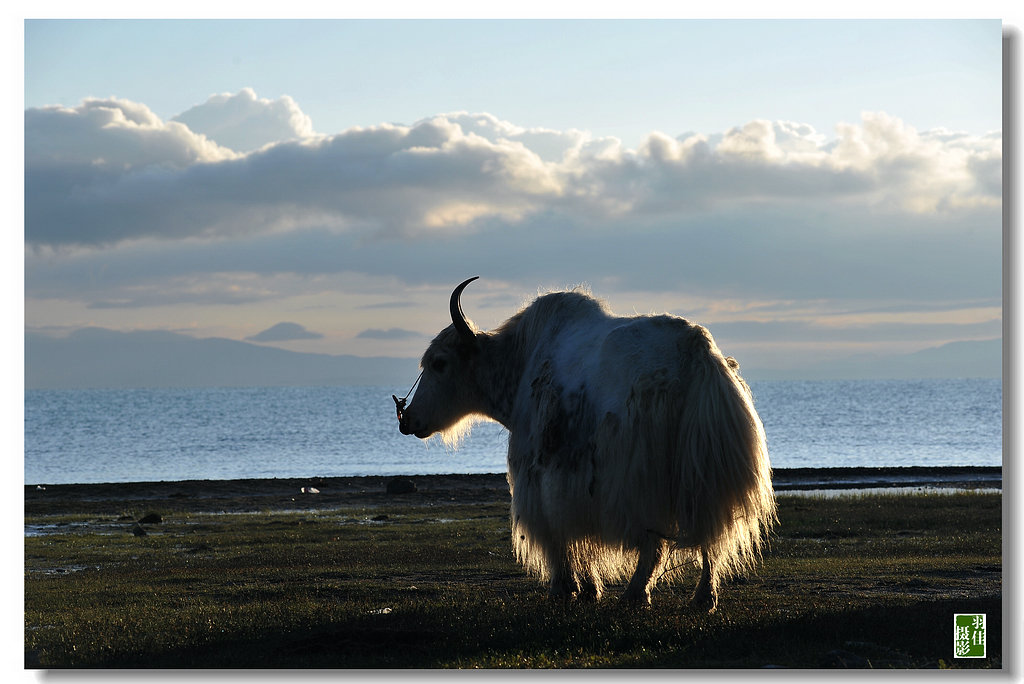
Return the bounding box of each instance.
[25,466,1001,516]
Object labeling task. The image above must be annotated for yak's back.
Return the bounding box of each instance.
[509,289,612,343]
[592,314,714,411]
[511,291,718,419]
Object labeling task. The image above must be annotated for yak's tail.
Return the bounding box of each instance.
[673,325,777,581]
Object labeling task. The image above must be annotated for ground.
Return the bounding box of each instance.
[24,468,1002,669]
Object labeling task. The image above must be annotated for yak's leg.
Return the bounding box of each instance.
[577,565,603,601]
[547,546,580,599]
[548,544,605,601]
[690,547,718,613]
[621,536,667,606]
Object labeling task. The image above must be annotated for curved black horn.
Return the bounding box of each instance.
[450,276,479,343]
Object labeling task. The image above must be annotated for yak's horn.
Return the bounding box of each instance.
[450,276,479,343]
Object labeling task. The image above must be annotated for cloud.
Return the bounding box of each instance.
[24,93,1000,253]
[357,301,419,309]
[23,92,1001,361]
[25,97,237,246]
[25,199,1001,315]
[355,328,423,340]
[827,112,1002,212]
[172,87,316,152]
[25,103,563,247]
[598,113,1001,216]
[441,111,590,163]
[25,97,235,169]
[246,322,324,342]
[706,316,1002,345]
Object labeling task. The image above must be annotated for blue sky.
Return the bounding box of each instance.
[26,19,1001,148]
[22,18,1005,375]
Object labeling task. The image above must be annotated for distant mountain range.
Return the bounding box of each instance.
[745,338,1002,381]
[24,327,1001,389]
[25,327,420,390]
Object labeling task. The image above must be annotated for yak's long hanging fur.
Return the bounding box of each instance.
[499,290,775,598]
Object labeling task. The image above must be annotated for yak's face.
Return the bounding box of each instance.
[398,325,480,442]
[397,276,484,445]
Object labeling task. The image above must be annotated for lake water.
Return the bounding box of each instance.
[24,379,1002,485]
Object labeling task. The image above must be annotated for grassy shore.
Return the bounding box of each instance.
[24,475,1001,669]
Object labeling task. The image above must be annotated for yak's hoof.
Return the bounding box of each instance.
[689,591,718,614]
[619,590,652,608]
[547,581,578,602]
[576,577,602,602]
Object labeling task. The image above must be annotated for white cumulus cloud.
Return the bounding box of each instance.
[25,97,235,169]
[172,87,316,152]
[24,92,1001,264]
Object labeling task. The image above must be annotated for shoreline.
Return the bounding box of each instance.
[25,466,1001,516]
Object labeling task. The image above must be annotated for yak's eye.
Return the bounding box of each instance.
[431,358,448,374]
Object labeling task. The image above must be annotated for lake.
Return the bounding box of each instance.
[24,378,1002,485]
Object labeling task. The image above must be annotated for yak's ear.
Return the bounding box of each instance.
[450,276,480,345]
[455,332,482,361]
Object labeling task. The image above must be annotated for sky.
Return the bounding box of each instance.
[21,18,1005,375]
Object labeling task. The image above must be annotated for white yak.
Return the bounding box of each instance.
[397,277,776,611]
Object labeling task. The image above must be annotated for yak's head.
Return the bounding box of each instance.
[397,276,484,444]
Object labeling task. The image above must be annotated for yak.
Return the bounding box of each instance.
[396,277,776,611]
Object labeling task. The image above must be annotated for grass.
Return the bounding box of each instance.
[25,492,1002,669]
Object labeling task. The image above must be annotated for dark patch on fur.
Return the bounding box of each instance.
[541,419,564,457]
[532,376,597,473]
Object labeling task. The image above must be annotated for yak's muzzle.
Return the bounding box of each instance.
[399,417,432,440]
[395,396,430,438]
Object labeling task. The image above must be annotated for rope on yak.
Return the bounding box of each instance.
[392,371,423,423]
